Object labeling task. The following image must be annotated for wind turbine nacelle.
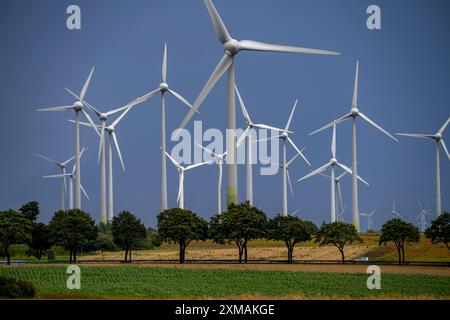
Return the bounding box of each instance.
[281,132,289,139]
[435,133,442,140]
[74,101,83,111]
[159,82,169,92]
[224,39,240,56]
[330,158,337,165]
[100,113,108,121]
[106,125,114,133]
[351,108,359,117]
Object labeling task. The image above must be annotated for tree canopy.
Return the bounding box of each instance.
[19,201,40,223]
[28,222,51,259]
[111,211,147,262]
[157,208,208,263]
[379,218,420,264]
[315,221,362,264]
[425,212,450,250]
[0,210,33,265]
[209,202,267,263]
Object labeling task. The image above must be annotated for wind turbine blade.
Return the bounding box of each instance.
[440,139,450,160]
[42,174,68,178]
[177,54,232,131]
[185,160,213,171]
[438,117,450,134]
[234,85,251,122]
[204,0,231,44]
[165,152,182,170]
[61,155,76,166]
[259,157,280,167]
[335,163,352,177]
[112,132,125,172]
[287,137,310,166]
[65,87,82,101]
[81,109,100,136]
[138,88,161,104]
[337,170,348,180]
[337,182,343,209]
[195,143,215,157]
[253,123,287,133]
[352,61,359,108]
[162,43,167,83]
[238,40,340,55]
[286,152,301,167]
[177,172,184,203]
[98,121,106,163]
[68,119,101,129]
[168,89,194,111]
[359,112,398,142]
[82,100,102,117]
[112,106,132,127]
[80,67,95,100]
[80,147,87,158]
[34,153,58,164]
[80,184,90,200]
[236,126,250,147]
[395,133,435,140]
[252,135,282,143]
[285,99,298,132]
[310,114,352,136]
[37,105,73,112]
[287,169,294,198]
[331,124,336,158]
[298,162,330,182]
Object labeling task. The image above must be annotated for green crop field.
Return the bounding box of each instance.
[1,266,449,299]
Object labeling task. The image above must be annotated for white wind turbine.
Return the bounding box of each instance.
[166,152,212,209]
[310,61,398,231]
[196,143,227,214]
[176,0,339,206]
[255,100,310,216]
[67,95,141,224]
[385,201,402,220]
[360,210,376,232]
[416,201,432,232]
[34,152,76,210]
[134,44,194,212]
[396,117,450,217]
[234,85,287,205]
[299,124,369,222]
[42,148,89,209]
[71,106,133,221]
[38,67,98,209]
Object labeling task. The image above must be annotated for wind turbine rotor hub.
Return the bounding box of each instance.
[281,132,288,139]
[159,82,169,92]
[177,168,183,174]
[217,154,223,161]
[330,158,337,165]
[435,133,442,140]
[74,101,83,111]
[351,108,359,117]
[100,113,108,121]
[106,125,114,133]
[224,39,240,56]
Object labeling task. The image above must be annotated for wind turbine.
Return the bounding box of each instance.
[360,210,376,232]
[385,201,402,220]
[416,201,432,232]
[234,85,287,205]
[42,148,89,209]
[71,106,133,221]
[133,44,194,212]
[166,152,212,209]
[196,144,227,214]
[176,0,339,206]
[38,67,98,209]
[34,152,75,210]
[396,117,450,217]
[67,95,141,224]
[337,207,346,222]
[299,124,369,222]
[310,61,398,231]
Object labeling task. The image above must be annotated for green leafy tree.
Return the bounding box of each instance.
[267,215,318,263]
[111,211,147,262]
[19,201,40,223]
[425,212,450,250]
[28,223,51,259]
[379,218,420,264]
[315,221,362,264]
[48,209,97,263]
[157,208,208,263]
[209,202,267,263]
[0,210,33,265]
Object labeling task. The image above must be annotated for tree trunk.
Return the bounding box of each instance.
[124,248,128,263]
[69,250,73,264]
[6,248,10,265]
[287,246,294,264]
[244,242,248,263]
[395,243,401,265]
[401,244,405,263]
[179,242,185,264]
[237,244,243,263]
[129,248,132,263]
[339,248,345,264]
[73,250,77,263]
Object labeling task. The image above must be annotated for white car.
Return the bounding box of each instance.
[354,257,369,262]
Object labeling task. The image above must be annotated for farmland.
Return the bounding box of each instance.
[0,265,449,299]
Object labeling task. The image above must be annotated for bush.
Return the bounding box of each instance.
[0,275,36,298]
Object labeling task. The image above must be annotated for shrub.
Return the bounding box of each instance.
[0,275,36,298]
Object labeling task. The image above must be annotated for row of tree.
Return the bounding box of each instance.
[1,201,449,265]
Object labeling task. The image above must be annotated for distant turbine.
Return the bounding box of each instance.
[360,209,376,232]
[34,152,75,210]
[385,201,402,220]
[38,67,98,209]
[43,148,89,209]
[196,143,227,214]
[176,0,339,206]
[337,207,346,222]
[310,61,398,231]
[255,100,310,216]
[396,117,450,217]
[299,124,369,222]
[166,152,212,209]
[416,201,432,232]
[234,85,286,205]
[134,44,194,212]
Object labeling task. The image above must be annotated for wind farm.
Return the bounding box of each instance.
[0,0,449,304]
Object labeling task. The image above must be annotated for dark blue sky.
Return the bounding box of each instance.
[0,0,449,230]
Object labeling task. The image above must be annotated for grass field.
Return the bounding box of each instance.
[1,265,449,299]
